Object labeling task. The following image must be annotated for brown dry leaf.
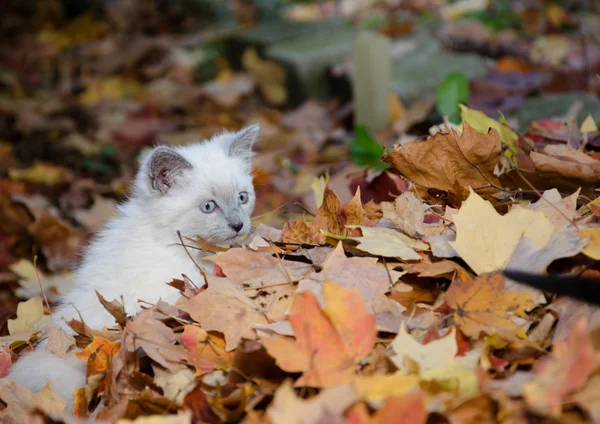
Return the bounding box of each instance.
[389,282,439,311]
[524,319,599,417]
[281,220,325,245]
[383,122,503,200]
[526,188,579,229]
[352,226,426,260]
[152,366,196,404]
[445,272,536,339]
[0,380,66,423]
[282,187,368,245]
[28,213,85,272]
[316,242,404,305]
[501,144,600,198]
[399,260,473,280]
[381,192,425,237]
[125,309,185,373]
[205,248,312,289]
[178,276,268,351]
[96,291,128,327]
[312,186,344,237]
[341,187,367,228]
[46,326,76,358]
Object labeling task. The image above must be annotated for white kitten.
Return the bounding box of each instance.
[5,125,259,411]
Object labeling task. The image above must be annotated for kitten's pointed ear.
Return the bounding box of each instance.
[147,147,192,195]
[228,124,259,160]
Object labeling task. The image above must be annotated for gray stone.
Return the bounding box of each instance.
[513,92,600,131]
[390,33,490,104]
[266,25,355,100]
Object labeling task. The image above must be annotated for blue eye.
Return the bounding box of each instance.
[238,191,249,204]
[201,201,217,213]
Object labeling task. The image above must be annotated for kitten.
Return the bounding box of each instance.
[5,125,260,411]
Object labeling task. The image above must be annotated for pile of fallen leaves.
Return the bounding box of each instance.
[3,107,600,423]
[3,0,600,423]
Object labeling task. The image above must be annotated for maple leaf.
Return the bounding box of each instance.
[263,281,376,388]
[353,372,421,403]
[179,325,233,375]
[178,275,268,351]
[316,242,404,305]
[352,226,426,260]
[0,381,66,423]
[125,309,184,373]
[383,122,503,200]
[74,335,122,377]
[500,144,600,198]
[450,188,555,275]
[268,380,358,424]
[399,260,472,280]
[389,323,458,371]
[345,392,426,424]
[282,187,368,245]
[46,326,76,358]
[7,296,49,336]
[381,192,425,237]
[445,272,536,339]
[205,248,311,289]
[524,319,599,417]
[527,188,579,229]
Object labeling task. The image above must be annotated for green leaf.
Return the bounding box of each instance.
[349,125,384,167]
[436,72,470,124]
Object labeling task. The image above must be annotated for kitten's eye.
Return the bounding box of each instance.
[238,191,249,204]
[201,201,217,213]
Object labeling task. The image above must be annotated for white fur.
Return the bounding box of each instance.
[4,127,258,412]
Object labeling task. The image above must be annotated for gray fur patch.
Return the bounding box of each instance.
[148,147,192,195]
[229,124,259,160]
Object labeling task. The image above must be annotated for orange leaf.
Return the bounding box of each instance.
[72,387,87,417]
[179,325,234,375]
[445,272,535,339]
[372,393,426,424]
[74,335,121,377]
[263,281,376,388]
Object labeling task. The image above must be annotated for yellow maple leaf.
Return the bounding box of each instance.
[581,114,599,133]
[389,323,457,371]
[450,189,554,275]
[579,226,600,260]
[7,297,47,335]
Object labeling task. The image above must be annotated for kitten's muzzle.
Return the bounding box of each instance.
[229,222,244,233]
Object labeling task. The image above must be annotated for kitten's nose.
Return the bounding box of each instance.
[229,222,244,233]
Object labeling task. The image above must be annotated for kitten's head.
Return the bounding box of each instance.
[134,125,259,245]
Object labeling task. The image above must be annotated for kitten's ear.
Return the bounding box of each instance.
[147,147,192,195]
[228,124,259,161]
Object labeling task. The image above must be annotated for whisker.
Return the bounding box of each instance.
[251,201,292,220]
